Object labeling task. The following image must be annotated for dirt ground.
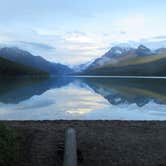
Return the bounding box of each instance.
[1,120,166,166]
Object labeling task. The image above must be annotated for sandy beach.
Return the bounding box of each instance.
[1,120,166,166]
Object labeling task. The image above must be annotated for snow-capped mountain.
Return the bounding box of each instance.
[86,45,156,71]
[87,46,134,70]
[136,45,153,56]
[82,45,166,76]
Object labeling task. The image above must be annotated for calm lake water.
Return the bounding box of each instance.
[0,76,166,120]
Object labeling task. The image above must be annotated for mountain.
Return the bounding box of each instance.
[87,46,134,70]
[0,56,48,76]
[73,61,92,72]
[0,47,72,75]
[135,45,153,56]
[83,45,166,76]
[155,48,166,54]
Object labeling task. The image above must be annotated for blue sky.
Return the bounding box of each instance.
[0,0,166,66]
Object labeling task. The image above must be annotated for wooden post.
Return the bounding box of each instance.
[63,128,77,166]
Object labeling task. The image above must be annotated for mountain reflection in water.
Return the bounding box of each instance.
[83,78,166,107]
[0,77,73,104]
[0,76,166,120]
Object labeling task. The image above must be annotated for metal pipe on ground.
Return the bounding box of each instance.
[63,128,77,166]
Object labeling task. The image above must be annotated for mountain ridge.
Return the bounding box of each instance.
[0,56,48,76]
[82,45,166,76]
[0,47,72,75]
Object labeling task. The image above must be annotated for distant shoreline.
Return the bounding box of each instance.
[72,75,166,79]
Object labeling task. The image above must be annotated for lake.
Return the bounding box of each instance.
[0,76,166,120]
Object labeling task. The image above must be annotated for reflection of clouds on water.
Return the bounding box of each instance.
[0,84,110,120]
[0,76,73,104]
[81,102,166,121]
[0,77,166,120]
[0,82,166,120]
[17,98,55,110]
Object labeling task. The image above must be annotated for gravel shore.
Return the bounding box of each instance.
[1,120,166,166]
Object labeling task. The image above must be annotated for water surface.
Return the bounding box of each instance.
[0,76,166,120]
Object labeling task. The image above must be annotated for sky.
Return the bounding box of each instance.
[0,0,166,66]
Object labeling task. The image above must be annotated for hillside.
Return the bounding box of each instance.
[0,56,48,76]
[86,57,166,76]
[0,47,72,75]
[84,45,166,76]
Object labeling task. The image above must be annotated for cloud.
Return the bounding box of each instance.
[112,14,152,41]
[66,30,86,36]
[116,15,145,31]
[0,0,165,66]
[64,32,94,43]
[120,31,127,35]
[113,36,166,50]
[0,40,56,56]
[143,36,166,42]
[17,41,55,50]
[57,31,112,65]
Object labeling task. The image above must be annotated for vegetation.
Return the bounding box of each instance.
[0,124,19,166]
[119,54,166,66]
[85,54,166,76]
[102,54,166,68]
[0,47,72,75]
[0,56,49,76]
